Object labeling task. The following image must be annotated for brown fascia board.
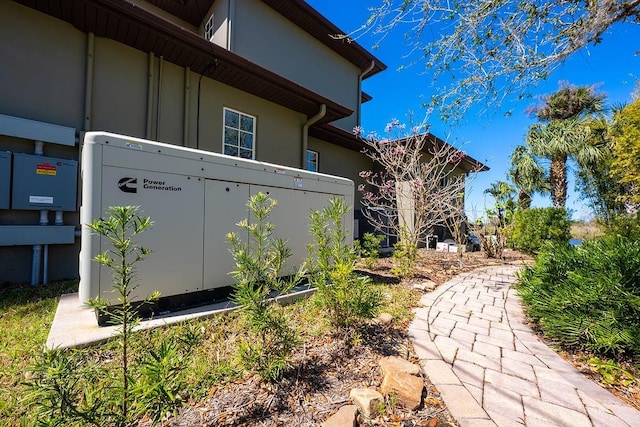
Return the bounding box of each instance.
[260,0,387,78]
[14,0,352,124]
[361,91,373,103]
[416,133,489,173]
[310,126,489,174]
[309,124,365,152]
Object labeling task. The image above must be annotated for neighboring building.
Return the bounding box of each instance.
[0,0,486,284]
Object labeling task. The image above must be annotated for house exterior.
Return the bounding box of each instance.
[0,0,486,285]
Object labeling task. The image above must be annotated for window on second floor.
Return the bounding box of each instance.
[204,14,215,42]
[223,108,255,159]
[306,150,319,172]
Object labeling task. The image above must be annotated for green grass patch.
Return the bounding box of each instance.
[0,281,77,425]
[0,278,417,426]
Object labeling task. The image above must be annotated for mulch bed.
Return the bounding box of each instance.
[163,249,531,427]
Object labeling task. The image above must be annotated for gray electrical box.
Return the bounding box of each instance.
[11,153,78,211]
[0,151,10,209]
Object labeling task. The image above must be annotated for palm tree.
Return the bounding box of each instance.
[508,145,549,210]
[484,181,516,227]
[526,83,605,208]
[526,119,602,207]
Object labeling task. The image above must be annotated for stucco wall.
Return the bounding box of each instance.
[232,0,360,131]
[0,2,85,129]
[308,137,371,209]
[0,2,318,284]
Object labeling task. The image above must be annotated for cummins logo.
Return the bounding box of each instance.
[118,177,138,193]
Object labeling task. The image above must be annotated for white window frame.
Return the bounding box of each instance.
[223,107,256,160]
[306,149,319,172]
[204,14,215,42]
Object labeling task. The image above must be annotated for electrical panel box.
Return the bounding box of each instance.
[11,153,78,211]
[0,151,10,209]
[79,132,354,307]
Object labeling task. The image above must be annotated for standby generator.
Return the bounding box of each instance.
[79,132,353,309]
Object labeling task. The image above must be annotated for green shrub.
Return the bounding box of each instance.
[358,232,385,268]
[227,192,302,381]
[516,234,640,359]
[391,239,418,278]
[307,198,383,333]
[509,207,571,253]
[603,213,640,240]
[26,206,185,426]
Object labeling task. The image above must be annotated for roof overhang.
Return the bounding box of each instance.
[14,0,352,124]
[139,0,386,78]
[310,125,489,173]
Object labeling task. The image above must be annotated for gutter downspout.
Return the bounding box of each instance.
[357,60,375,126]
[183,67,190,146]
[146,53,155,139]
[84,32,95,131]
[155,56,164,140]
[302,104,326,169]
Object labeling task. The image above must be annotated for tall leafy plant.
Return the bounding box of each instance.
[307,198,382,333]
[87,206,158,421]
[27,206,184,426]
[226,192,302,381]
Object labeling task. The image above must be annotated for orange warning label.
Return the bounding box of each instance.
[36,163,57,176]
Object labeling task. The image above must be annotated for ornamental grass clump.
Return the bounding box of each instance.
[517,233,640,359]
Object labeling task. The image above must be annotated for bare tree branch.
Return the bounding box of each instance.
[351,0,640,120]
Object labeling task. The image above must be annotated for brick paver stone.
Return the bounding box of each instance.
[408,266,640,427]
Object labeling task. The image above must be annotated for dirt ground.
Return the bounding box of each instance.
[164,249,532,427]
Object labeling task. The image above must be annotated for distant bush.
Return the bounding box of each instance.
[517,235,640,359]
[357,232,385,269]
[509,207,570,253]
[603,213,640,240]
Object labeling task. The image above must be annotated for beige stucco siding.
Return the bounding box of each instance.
[308,137,371,208]
[193,76,306,167]
[232,0,360,131]
[92,38,148,139]
[0,2,85,129]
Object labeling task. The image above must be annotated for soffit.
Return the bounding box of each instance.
[13,0,352,123]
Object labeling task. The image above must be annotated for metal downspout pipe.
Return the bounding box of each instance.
[146,53,155,139]
[357,60,375,126]
[31,141,46,285]
[84,32,95,131]
[183,67,190,146]
[302,105,326,169]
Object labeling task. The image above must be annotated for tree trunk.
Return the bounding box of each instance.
[517,190,531,210]
[550,154,567,208]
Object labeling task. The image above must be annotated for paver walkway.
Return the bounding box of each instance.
[409,265,640,427]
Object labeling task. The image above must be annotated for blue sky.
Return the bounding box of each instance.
[307,1,640,220]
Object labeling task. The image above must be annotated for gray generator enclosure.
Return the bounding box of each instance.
[79,132,354,306]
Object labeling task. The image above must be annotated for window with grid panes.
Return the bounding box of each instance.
[223,108,255,159]
[306,150,318,172]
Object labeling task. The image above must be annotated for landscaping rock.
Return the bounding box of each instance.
[413,280,437,292]
[379,355,421,376]
[375,313,394,326]
[321,405,358,427]
[350,388,384,418]
[381,371,424,410]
